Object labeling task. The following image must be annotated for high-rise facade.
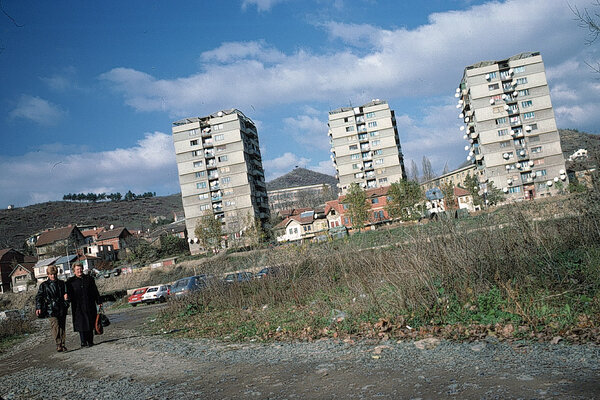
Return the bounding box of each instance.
[172,109,270,254]
[458,52,568,200]
[328,100,406,195]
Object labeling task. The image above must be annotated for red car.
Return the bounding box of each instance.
[128,287,148,307]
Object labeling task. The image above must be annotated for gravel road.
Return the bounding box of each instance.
[1,303,599,399]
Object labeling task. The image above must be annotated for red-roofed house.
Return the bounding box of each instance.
[328,186,393,231]
[454,186,475,212]
[0,249,37,293]
[10,263,36,293]
[275,210,328,243]
[35,226,87,259]
[96,227,132,259]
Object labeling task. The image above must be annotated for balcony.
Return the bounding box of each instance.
[204,150,215,158]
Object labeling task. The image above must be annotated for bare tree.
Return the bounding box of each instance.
[408,160,420,182]
[421,156,436,182]
[442,161,450,175]
[571,0,600,72]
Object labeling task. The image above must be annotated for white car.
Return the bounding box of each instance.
[141,285,170,304]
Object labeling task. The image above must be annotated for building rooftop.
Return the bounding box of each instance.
[465,51,540,70]
[329,99,388,115]
[173,109,252,126]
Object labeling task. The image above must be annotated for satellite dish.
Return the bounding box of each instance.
[463,134,468,140]
[467,156,472,161]
[454,93,460,98]
[464,117,470,123]
[554,177,559,182]
[559,169,565,175]
[459,113,464,119]
[489,98,495,105]
[217,111,223,117]
[110,224,114,230]
[529,160,534,167]
[194,237,199,243]
[547,180,553,186]
[456,88,461,93]
[464,145,470,151]
[505,165,511,170]
[485,73,490,80]
[503,187,509,193]
[459,126,465,131]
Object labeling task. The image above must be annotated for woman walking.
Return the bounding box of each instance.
[66,263,102,347]
[35,265,69,352]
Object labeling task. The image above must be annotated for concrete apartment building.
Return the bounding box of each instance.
[328,100,406,195]
[459,52,568,200]
[172,109,270,254]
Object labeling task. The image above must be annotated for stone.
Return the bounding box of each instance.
[414,338,441,350]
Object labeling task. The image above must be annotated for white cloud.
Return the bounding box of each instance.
[0,132,179,207]
[241,0,288,12]
[200,41,285,64]
[283,114,330,150]
[40,66,81,92]
[9,95,66,126]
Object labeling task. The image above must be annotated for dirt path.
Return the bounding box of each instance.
[1,304,599,399]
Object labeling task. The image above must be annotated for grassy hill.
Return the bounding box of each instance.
[0,194,183,250]
[266,167,337,191]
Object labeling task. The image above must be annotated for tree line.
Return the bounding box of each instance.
[62,190,156,202]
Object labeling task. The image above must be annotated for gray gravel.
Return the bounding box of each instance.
[1,305,599,399]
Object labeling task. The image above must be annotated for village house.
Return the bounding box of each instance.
[32,256,60,282]
[10,263,36,293]
[0,249,37,293]
[35,225,87,259]
[275,209,328,243]
[453,186,476,212]
[326,186,393,231]
[95,227,133,259]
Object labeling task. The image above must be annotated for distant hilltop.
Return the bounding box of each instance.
[266,167,337,191]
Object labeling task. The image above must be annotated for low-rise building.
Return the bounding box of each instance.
[0,249,37,293]
[10,263,36,293]
[35,225,87,259]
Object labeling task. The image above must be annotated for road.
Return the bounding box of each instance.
[1,303,599,399]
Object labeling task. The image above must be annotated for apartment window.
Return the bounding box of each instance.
[218,155,228,162]
[349,144,358,150]
[223,189,234,196]
[488,71,498,79]
[191,150,201,157]
[351,154,360,160]
[354,172,363,178]
[529,123,538,131]
[355,116,365,123]
[200,204,211,211]
[508,186,521,193]
[294,228,298,234]
[214,134,225,141]
[529,135,540,143]
[497,128,509,136]
[362,151,370,159]
[288,228,293,235]
[518,89,530,96]
[216,145,226,152]
[366,112,376,118]
[523,112,535,120]
[372,139,381,146]
[196,182,207,189]
[378,177,388,184]
[190,140,199,146]
[220,166,230,173]
[193,161,203,168]
[371,198,379,204]
[368,121,377,128]
[345,126,355,132]
[531,146,542,154]
[360,143,370,151]
[513,138,525,147]
[502,82,513,90]
[533,159,545,166]
[510,116,521,124]
[514,66,525,73]
[517,77,528,85]
[521,100,533,108]
[508,104,519,112]
[213,124,224,131]
[195,171,205,178]
[499,141,510,148]
[198,193,209,200]
[375,158,384,165]
[369,131,380,137]
[372,149,383,155]
[358,133,368,140]
[495,117,507,125]
[537,169,547,176]
[225,200,236,206]
[221,177,231,184]
[488,83,499,90]
[188,129,198,137]
[352,163,359,169]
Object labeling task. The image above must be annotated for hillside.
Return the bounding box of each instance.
[0,194,183,250]
[559,128,600,167]
[266,167,338,191]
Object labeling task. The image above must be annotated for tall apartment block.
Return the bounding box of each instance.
[172,109,270,254]
[328,100,406,195]
[458,52,568,200]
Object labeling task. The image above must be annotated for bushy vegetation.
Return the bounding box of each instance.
[62,190,156,202]
[159,189,600,343]
[0,315,35,352]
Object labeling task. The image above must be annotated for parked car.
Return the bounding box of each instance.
[170,275,207,297]
[254,266,279,279]
[142,284,170,304]
[224,271,253,284]
[128,287,148,307]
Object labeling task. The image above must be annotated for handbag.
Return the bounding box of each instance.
[95,305,110,335]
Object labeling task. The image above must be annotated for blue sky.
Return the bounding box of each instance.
[0,0,598,207]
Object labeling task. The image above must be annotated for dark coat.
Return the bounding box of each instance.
[66,274,100,332]
[35,279,69,318]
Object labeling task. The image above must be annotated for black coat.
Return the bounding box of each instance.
[66,274,100,332]
[35,279,69,318]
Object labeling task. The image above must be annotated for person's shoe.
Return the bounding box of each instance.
[61,345,67,352]
[57,346,63,352]
[87,342,94,347]
[81,342,87,348]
